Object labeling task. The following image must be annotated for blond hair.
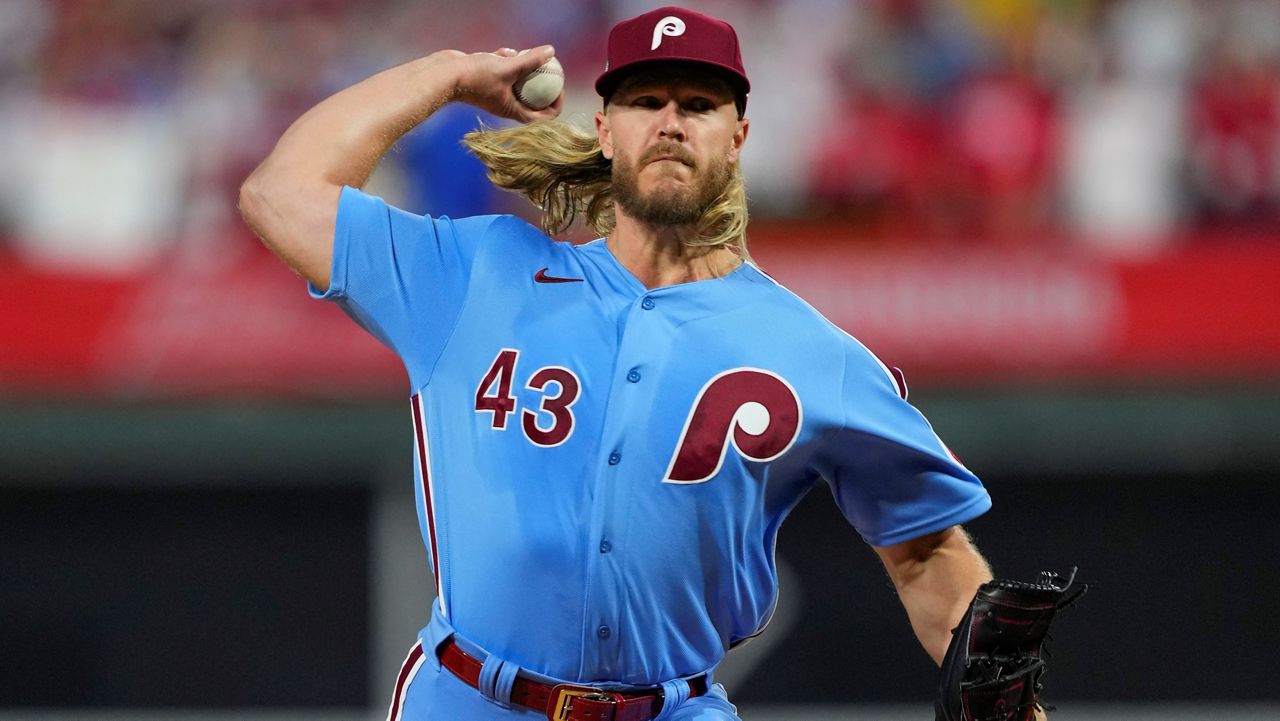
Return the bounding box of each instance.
[462,119,749,256]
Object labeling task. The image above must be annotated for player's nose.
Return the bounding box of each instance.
[657,121,686,141]
[656,100,686,141]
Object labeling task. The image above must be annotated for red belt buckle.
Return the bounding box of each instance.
[547,685,625,721]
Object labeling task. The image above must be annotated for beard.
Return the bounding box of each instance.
[612,146,733,227]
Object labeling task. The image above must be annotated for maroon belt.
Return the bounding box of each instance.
[438,637,707,721]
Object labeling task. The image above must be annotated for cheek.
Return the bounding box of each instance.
[614,138,645,170]
[702,138,735,168]
[604,128,638,163]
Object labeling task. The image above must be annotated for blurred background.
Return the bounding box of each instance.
[1,0,1278,719]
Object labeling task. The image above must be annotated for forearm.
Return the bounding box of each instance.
[880,526,993,664]
[257,52,463,192]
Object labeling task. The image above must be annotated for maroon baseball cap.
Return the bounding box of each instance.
[595,6,750,110]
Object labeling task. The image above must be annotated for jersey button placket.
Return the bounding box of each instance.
[589,294,659,669]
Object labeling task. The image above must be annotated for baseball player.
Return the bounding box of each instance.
[241,6,1004,721]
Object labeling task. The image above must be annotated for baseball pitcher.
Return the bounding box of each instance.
[241,6,1070,721]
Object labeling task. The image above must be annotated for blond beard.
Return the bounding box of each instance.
[612,150,732,227]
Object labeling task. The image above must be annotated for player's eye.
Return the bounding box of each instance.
[685,97,715,113]
[633,95,663,108]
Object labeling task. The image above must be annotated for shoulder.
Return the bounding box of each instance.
[462,213,539,238]
[434,213,570,264]
[431,213,511,241]
[737,262,900,391]
[458,214,581,281]
[734,262,851,342]
[337,187,509,243]
[463,214,564,251]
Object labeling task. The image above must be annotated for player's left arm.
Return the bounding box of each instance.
[874,524,992,665]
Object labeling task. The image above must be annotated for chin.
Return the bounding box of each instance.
[643,170,692,192]
[642,184,694,207]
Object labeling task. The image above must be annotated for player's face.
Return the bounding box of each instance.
[596,70,748,226]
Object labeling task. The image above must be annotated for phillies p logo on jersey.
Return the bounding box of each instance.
[663,368,803,484]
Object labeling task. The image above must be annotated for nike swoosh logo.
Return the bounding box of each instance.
[534,267,584,284]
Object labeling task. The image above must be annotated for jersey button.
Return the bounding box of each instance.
[608,451,621,465]
[626,369,641,383]
[641,297,656,310]
[599,539,612,554]
[597,625,611,639]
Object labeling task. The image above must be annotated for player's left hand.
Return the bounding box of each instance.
[935,569,1085,721]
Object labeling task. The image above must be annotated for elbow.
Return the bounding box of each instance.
[237,169,268,235]
[238,165,292,256]
[234,164,338,288]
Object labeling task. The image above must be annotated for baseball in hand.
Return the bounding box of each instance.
[513,57,564,110]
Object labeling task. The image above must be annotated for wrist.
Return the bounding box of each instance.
[418,50,469,103]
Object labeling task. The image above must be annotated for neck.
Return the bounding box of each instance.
[606,209,741,289]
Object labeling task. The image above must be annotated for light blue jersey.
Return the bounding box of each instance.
[311,186,990,697]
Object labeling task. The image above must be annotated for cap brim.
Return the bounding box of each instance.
[595,57,750,101]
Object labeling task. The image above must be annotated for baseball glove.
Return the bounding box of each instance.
[935,568,1086,721]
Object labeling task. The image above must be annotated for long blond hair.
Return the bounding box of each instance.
[462,119,749,256]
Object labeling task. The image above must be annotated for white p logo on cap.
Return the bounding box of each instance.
[651,16,686,50]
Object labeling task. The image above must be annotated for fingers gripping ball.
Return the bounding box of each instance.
[513,57,563,110]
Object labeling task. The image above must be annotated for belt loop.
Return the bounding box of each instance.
[494,657,520,708]
[477,654,512,708]
[651,679,691,721]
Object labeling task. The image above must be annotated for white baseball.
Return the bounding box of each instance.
[513,57,564,110]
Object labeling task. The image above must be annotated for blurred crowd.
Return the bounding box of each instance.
[1,0,1279,272]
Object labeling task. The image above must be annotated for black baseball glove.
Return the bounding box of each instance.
[935,568,1086,721]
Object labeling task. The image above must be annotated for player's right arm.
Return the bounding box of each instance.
[238,45,562,288]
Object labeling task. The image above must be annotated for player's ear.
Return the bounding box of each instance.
[727,117,748,163]
[595,110,614,160]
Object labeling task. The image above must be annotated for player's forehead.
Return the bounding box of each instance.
[609,64,738,103]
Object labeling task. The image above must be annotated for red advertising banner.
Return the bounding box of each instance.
[3,236,1279,398]
[750,236,1280,383]
[1,254,403,397]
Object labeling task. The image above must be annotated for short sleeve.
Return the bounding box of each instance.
[309,186,500,385]
[818,341,991,547]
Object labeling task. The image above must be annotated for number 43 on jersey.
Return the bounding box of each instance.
[474,348,580,448]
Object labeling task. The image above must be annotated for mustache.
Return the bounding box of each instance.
[642,144,695,167]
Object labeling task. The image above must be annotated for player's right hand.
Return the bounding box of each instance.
[443,45,563,123]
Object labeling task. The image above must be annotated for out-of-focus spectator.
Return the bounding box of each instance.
[0,0,54,241]
[812,0,1064,243]
[1064,74,1185,254]
[9,97,187,271]
[810,0,979,235]
[944,67,1059,244]
[8,0,195,270]
[0,0,53,93]
[1063,0,1193,256]
[727,0,853,215]
[1187,0,1280,231]
[5,0,1280,274]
